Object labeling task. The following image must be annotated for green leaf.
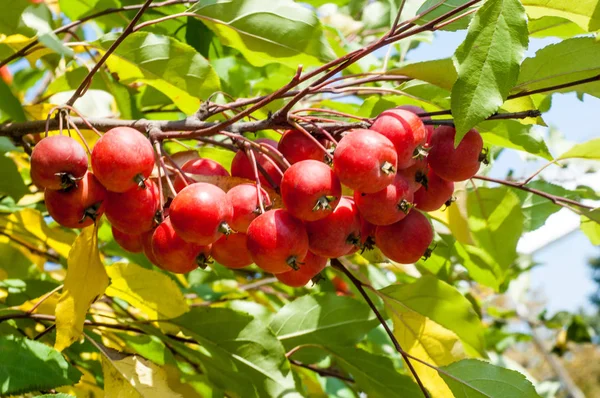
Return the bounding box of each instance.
[522,0,600,32]
[391,58,457,91]
[58,0,121,22]
[190,0,336,68]
[0,279,59,306]
[467,187,524,272]
[0,336,82,395]
[528,16,586,38]
[515,38,600,99]
[440,359,540,398]
[415,0,477,31]
[478,120,552,160]
[454,240,504,291]
[171,307,301,398]
[0,154,28,202]
[558,137,600,160]
[451,0,529,142]
[326,346,422,397]
[0,79,26,123]
[270,293,378,356]
[0,1,29,35]
[581,209,600,245]
[380,276,486,357]
[21,4,74,57]
[96,31,221,115]
[513,181,581,232]
[34,394,75,398]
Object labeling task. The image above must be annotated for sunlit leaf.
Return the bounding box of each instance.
[522,0,600,32]
[55,225,109,351]
[558,138,600,160]
[581,209,600,245]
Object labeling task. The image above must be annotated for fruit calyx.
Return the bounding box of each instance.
[397,199,414,214]
[80,201,103,224]
[478,147,490,165]
[134,173,147,189]
[286,255,301,271]
[412,145,430,160]
[196,253,212,269]
[380,161,396,175]
[218,221,233,236]
[422,244,437,260]
[312,195,338,212]
[57,172,83,191]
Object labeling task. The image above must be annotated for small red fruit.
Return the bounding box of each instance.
[30,135,88,190]
[211,233,253,269]
[358,216,376,251]
[0,66,12,84]
[281,160,341,222]
[305,197,361,258]
[151,218,209,274]
[371,108,427,169]
[141,229,161,267]
[45,172,106,229]
[276,252,328,287]
[91,127,154,192]
[278,129,327,164]
[397,105,434,144]
[173,158,230,192]
[414,171,454,212]
[246,209,309,274]
[397,157,429,193]
[105,179,159,235]
[375,211,433,264]
[333,129,397,193]
[226,184,271,233]
[354,174,414,226]
[112,226,143,253]
[428,126,483,182]
[169,182,233,245]
[231,139,282,189]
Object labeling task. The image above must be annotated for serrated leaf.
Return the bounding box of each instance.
[514,38,600,99]
[326,346,422,397]
[171,307,301,398]
[0,336,81,395]
[391,58,457,91]
[513,181,582,231]
[96,31,220,115]
[269,293,378,356]
[415,0,478,31]
[451,0,529,141]
[106,262,190,320]
[55,225,109,351]
[478,120,553,160]
[380,276,486,357]
[528,16,586,38]
[0,208,76,259]
[190,0,336,68]
[382,301,465,397]
[440,359,540,397]
[558,137,600,160]
[467,187,523,272]
[522,0,600,32]
[581,209,600,245]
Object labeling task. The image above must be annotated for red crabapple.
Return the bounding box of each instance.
[397,157,429,193]
[281,160,341,222]
[91,127,154,192]
[414,170,454,212]
[151,218,209,274]
[112,226,143,253]
[333,129,397,193]
[276,252,328,287]
[105,179,159,235]
[45,172,106,228]
[397,105,434,144]
[173,158,230,192]
[278,129,327,164]
[30,135,88,190]
[169,182,233,245]
[428,126,483,182]
[231,138,282,189]
[141,229,161,267]
[246,209,309,274]
[371,108,427,169]
[226,184,271,233]
[375,210,433,264]
[305,197,361,258]
[211,233,253,269]
[354,173,414,226]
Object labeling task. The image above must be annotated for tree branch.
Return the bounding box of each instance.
[330,259,430,398]
[289,359,355,383]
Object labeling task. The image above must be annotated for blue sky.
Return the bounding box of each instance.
[408,31,600,314]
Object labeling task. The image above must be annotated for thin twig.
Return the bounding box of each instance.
[289,359,355,383]
[27,284,64,314]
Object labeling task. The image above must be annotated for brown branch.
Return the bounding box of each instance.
[65,0,155,107]
[289,359,355,383]
[330,259,430,398]
[472,175,595,210]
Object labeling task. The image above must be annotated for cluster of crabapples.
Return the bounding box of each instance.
[29,105,485,287]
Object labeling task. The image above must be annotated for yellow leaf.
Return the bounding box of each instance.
[57,366,104,398]
[0,208,76,259]
[23,103,57,121]
[101,349,183,398]
[383,296,466,398]
[19,293,59,316]
[0,34,53,65]
[55,225,109,351]
[106,262,190,321]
